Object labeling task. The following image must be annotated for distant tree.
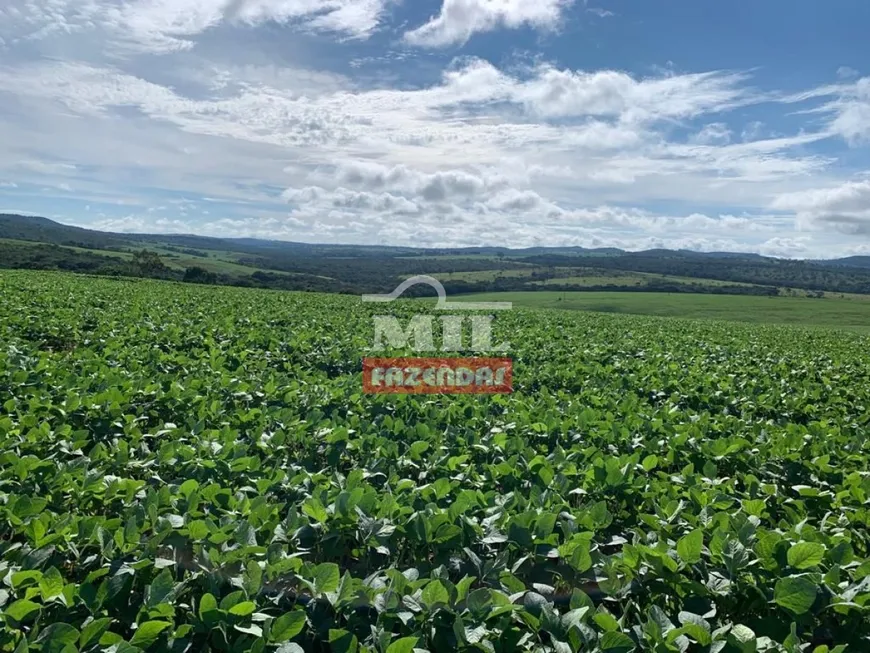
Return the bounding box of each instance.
[183,266,217,285]
[133,250,168,276]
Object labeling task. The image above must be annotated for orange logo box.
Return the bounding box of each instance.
[363,357,513,394]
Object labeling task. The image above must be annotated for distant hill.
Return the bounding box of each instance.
[3,213,870,297]
[817,256,870,270]
[0,212,855,264]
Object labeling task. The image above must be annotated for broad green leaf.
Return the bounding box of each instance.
[270,612,306,642]
[243,560,263,596]
[787,542,825,570]
[199,593,218,619]
[594,612,620,632]
[328,629,358,653]
[422,579,450,606]
[130,621,171,648]
[600,631,636,652]
[313,563,340,595]
[145,569,175,608]
[35,623,80,652]
[5,599,41,622]
[677,530,704,564]
[39,567,65,601]
[81,618,114,649]
[188,520,209,540]
[228,601,257,616]
[774,577,818,615]
[386,637,418,653]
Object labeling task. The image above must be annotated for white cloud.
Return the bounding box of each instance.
[826,77,870,146]
[0,0,866,257]
[787,77,870,146]
[691,122,732,145]
[773,179,870,235]
[404,0,574,48]
[0,0,395,54]
[757,237,812,259]
[514,67,751,122]
[585,7,614,19]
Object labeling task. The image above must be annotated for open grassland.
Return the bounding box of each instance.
[1,270,869,652]
[454,291,870,330]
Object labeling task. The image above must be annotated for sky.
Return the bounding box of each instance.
[0,0,869,257]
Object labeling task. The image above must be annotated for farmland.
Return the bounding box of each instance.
[453,292,870,331]
[1,270,869,652]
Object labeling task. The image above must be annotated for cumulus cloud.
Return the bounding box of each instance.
[757,237,812,258]
[773,180,870,235]
[514,67,751,122]
[404,0,574,48]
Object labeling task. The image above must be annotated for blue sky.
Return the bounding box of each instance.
[1,0,869,257]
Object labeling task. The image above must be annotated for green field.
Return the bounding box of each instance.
[454,291,870,330]
[0,236,312,279]
[532,273,759,289]
[0,238,136,260]
[410,266,799,295]
[1,270,870,652]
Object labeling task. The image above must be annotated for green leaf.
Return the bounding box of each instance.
[5,599,41,623]
[386,637,419,653]
[145,569,175,608]
[328,629,358,653]
[270,612,306,642]
[180,479,199,497]
[11,570,42,589]
[567,537,592,572]
[774,577,818,615]
[130,621,171,648]
[219,590,245,611]
[729,624,756,648]
[199,593,218,618]
[228,601,257,616]
[313,563,340,595]
[677,529,704,564]
[787,542,825,570]
[421,579,450,606]
[243,560,263,596]
[35,623,80,652]
[39,567,65,601]
[680,623,712,646]
[600,631,636,652]
[594,612,620,632]
[302,499,328,524]
[570,589,595,612]
[80,618,114,649]
[455,575,476,602]
[187,520,209,540]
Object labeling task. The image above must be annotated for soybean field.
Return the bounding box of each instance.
[0,270,869,653]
